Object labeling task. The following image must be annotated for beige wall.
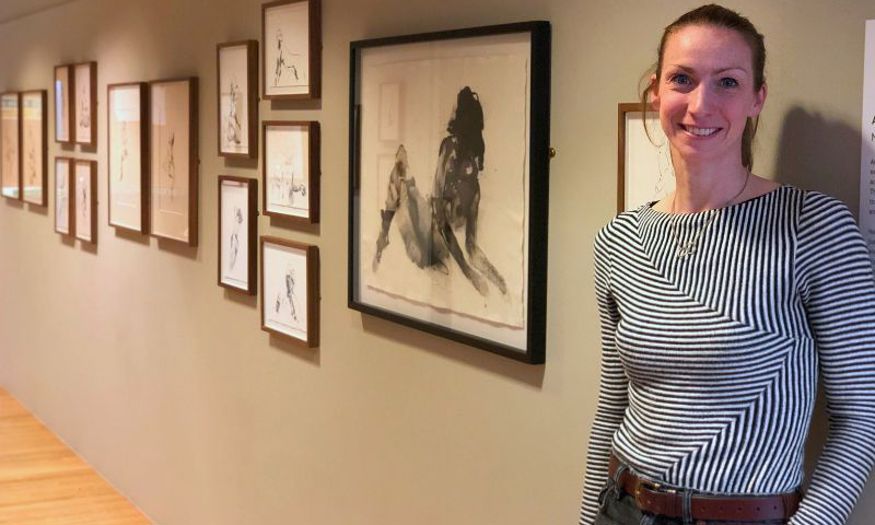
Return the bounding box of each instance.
[1,0,874,523]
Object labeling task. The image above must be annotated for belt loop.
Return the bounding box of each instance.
[682,489,693,525]
[611,463,628,501]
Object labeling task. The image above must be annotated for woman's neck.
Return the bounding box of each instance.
[669,154,750,214]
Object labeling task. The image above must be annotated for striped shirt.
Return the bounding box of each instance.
[580,186,875,525]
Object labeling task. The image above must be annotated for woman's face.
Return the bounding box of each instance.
[651,24,766,167]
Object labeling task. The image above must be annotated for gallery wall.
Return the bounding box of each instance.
[1,0,874,524]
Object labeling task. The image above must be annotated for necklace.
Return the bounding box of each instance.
[670,170,751,258]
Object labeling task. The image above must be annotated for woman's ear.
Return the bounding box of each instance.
[649,73,660,111]
[749,81,767,117]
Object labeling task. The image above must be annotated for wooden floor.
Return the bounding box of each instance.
[0,388,151,524]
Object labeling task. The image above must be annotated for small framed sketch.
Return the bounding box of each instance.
[618,102,674,212]
[262,0,321,99]
[21,90,47,206]
[217,40,258,158]
[218,176,258,294]
[53,65,73,143]
[74,62,97,147]
[263,120,319,223]
[54,157,74,235]
[74,159,97,243]
[261,236,319,347]
[149,77,198,246]
[1,92,20,200]
[108,82,149,233]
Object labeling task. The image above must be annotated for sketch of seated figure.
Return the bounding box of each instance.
[274,265,298,322]
[273,29,300,87]
[225,79,242,146]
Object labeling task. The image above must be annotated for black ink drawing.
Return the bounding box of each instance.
[372,86,507,296]
[224,78,243,147]
[273,28,300,87]
[228,206,243,272]
[270,152,306,207]
[79,177,88,221]
[162,131,176,204]
[274,265,299,322]
[78,83,90,132]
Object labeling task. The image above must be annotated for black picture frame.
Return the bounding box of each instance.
[348,21,551,364]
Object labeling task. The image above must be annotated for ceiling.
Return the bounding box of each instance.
[0,0,76,24]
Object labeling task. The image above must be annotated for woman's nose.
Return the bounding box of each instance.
[687,84,714,115]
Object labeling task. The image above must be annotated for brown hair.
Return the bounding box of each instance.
[642,4,766,169]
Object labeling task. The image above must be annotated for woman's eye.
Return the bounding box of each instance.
[719,77,739,88]
[669,73,691,86]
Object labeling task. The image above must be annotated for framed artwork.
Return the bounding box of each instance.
[263,120,319,223]
[21,90,47,206]
[108,82,149,233]
[53,65,73,143]
[1,92,20,200]
[262,0,321,99]
[348,22,551,364]
[261,236,319,347]
[149,77,198,246]
[74,62,97,147]
[217,40,258,158]
[218,176,258,294]
[74,159,97,243]
[54,157,74,235]
[617,102,674,212]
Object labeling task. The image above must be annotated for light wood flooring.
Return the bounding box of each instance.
[0,388,151,524]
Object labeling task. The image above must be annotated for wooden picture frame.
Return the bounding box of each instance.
[261,236,319,347]
[262,120,319,224]
[73,62,97,147]
[149,77,198,246]
[53,65,74,143]
[1,92,21,200]
[217,40,258,158]
[617,102,674,212]
[54,157,74,235]
[108,82,149,233]
[20,90,47,207]
[218,176,258,294]
[74,159,97,243]
[262,0,321,100]
[348,21,551,364]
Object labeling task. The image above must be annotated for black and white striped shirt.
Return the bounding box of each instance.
[580,186,875,525]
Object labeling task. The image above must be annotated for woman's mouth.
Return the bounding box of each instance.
[680,124,720,137]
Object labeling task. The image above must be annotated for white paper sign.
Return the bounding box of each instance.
[860,20,875,261]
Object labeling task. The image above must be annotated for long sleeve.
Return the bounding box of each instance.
[579,228,629,525]
[789,192,875,525]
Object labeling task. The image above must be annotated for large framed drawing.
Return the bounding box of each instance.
[618,102,674,212]
[21,90,47,207]
[348,22,551,364]
[261,236,319,347]
[54,65,73,143]
[263,120,319,223]
[74,62,97,147]
[1,92,20,200]
[262,0,321,100]
[74,159,97,244]
[217,40,258,158]
[149,77,198,246]
[108,82,149,233]
[54,157,74,235]
[218,176,258,294]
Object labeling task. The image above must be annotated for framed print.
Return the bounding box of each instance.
[54,65,73,143]
[261,236,319,347]
[217,40,258,158]
[218,176,258,294]
[74,160,97,243]
[149,77,198,246]
[108,82,149,233]
[54,157,74,235]
[263,120,319,223]
[74,62,97,147]
[618,102,674,212]
[21,90,47,206]
[349,21,551,364]
[1,92,20,200]
[262,0,321,99]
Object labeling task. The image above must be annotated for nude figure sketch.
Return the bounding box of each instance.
[273,28,300,87]
[228,206,243,272]
[225,78,242,147]
[274,265,299,322]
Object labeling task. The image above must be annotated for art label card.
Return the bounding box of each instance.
[1,93,20,200]
[108,83,147,232]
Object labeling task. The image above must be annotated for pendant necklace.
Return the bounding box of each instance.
[671,170,750,258]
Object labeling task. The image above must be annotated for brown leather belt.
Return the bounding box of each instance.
[608,455,800,521]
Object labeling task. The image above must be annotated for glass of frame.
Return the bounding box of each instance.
[261,236,319,347]
[54,157,74,235]
[348,22,551,364]
[263,120,319,223]
[218,176,258,294]
[149,77,199,246]
[1,92,20,200]
[217,40,258,158]
[617,102,674,212]
[74,62,97,147]
[262,0,321,100]
[54,65,73,143]
[74,159,97,244]
[108,82,149,233]
[21,90,47,207]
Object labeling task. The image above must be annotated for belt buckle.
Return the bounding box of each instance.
[639,479,676,494]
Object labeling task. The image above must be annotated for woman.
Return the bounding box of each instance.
[581,4,875,525]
